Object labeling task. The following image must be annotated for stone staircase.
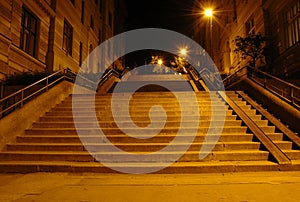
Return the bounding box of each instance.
[0,91,300,173]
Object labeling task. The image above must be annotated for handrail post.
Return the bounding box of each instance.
[13,94,16,110]
[21,90,24,107]
[264,77,267,88]
[291,87,294,105]
[0,82,3,99]
[46,77,49,91]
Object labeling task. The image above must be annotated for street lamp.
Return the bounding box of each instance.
[157,59,163,65]
[179,48,187,57]
[204,9,213,58]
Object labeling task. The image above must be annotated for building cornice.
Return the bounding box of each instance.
[32,0,55,17]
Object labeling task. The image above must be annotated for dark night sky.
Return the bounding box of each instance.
[123,0,195,67]
[124,0,194,35]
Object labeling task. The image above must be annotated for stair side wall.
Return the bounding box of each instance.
[0,81,74,151]
[232,78,300,134]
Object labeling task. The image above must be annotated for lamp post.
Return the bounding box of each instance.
[204,9,213,58]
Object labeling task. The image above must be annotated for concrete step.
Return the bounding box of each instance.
[69,93,222,98]
[0,161,278,174]
[2,90,298,173]
[32,120,243,128]
[6,142,261,152]
[0,150,269,162]
[265,133,284,141]
[231,101,247,106]
[66,97,224,102]
[65,101,226,106]
[53,105,230,111]
[283,150,300,160]
[17,134,254,143]
[0,151,93,162]
[239,109,257,116]
[0,160,279,173]
[70,92,222,97]
[227,97,243,101]
[246,114,263,121]
[258,126,276,133]
[273,141,293,150]
[59,102,227,110]
[25,126,248,135]
[253,120,269,126]
[39,115,238,122]
[69,94,222,99]
[44,110,234,116]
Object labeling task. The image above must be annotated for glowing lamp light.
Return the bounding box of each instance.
[204,9,213,17]
[180,48,187,56]
[157,59,163,65]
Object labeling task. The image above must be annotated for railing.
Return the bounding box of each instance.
[65,69,98,90]
[97,68,121,88]
[0,69,65,118]
[0,68,98,118]
[187,65,200,81]
[248,67,300,109]
[222,66,248,87]
[0,79,4,99]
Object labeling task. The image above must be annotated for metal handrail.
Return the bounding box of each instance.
[65,68,98,90]
[187,65,200,81]
[0,69,64,103]
[0,68,97,118]
[0,67,123,118]
[97,68,121,87]
[222,66,248,87]
[0,69,66,117]
[200,63,300,108]
[248,66,300,109]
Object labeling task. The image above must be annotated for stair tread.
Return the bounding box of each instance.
[0,150,268,155]
[18,133,254,137]
[0,160,277,166]
[27,126,247,130]
[2,91,299,173]
[9,142,260,146]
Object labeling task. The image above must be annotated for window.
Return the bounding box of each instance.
[90,15,94,29]
[245,16,255,35]
[81,0,85,24]
[79,42,83,66]
[286,0,300,48]
[20,7,38,57]
[63,19,73,56]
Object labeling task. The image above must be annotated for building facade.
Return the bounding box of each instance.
[193,0,300,77]
[263,0,300,76]
[0,0,127,80]
[0,0,53,80]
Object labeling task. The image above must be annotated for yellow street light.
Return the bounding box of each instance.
[157,59,163,65]
[204,8,214,58]
[180,48,187,56]
[204,9,213,17]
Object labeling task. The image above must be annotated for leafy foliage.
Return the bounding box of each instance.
[150,56,171,73]
[234,33,266,67]
[170,56,188,73]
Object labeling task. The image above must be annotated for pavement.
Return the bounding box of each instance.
[0,171,300,201]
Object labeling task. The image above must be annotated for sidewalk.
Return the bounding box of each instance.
[1,171,300,202]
